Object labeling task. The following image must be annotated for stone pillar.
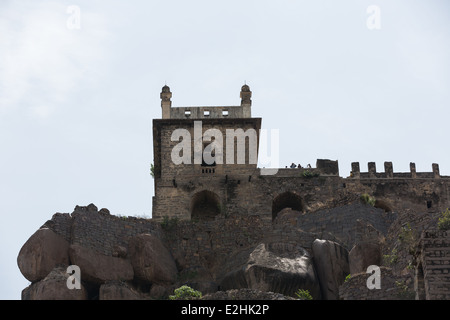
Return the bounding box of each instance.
[384,162,393,179]
[410,162,417,179]
[368,162,376,178]
[432,163,440,179]
[351,162,360,179]
[160,85,172,119]
[240,84,252,118]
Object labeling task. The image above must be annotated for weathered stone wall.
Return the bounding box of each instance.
[294,202,397,250]
[381,210,440,276]
[354,179,449,214]
[44,204,162,257]
[419,230,450,300]
[340,229,450,300]
[152,118,262,220]
[339,267,415,300]
[20,201,450,300]
[153,161,450,224]
[42,201,396,289]
[162,215,270,277]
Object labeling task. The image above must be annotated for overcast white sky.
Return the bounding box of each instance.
[1,0,449,300]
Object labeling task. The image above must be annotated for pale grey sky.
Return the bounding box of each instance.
[1,0,449,299]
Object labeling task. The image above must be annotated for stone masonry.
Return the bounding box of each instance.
[17,85,450,300]
[417,230,450,300]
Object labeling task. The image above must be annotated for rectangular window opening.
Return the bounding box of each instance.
[185,110,191,117]
[222,110,229,117]
[204,110,210,117]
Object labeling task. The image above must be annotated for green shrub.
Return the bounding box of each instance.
[344,274,351,283]
[360,193,376,206]
[150,163,155,178]
[169,285,202,300]
[438,208,450,231]
[383,248,398,266]
[395,280,415,300]
[294,289,313,300]
[399,222,415,244]
[161,216,179,230]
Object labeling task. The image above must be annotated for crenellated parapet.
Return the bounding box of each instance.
[350,161,443,179]
[160,84,252,119]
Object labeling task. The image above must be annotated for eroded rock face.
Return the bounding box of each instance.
[220,242,321,299]
[16,202,410,300]
[99,281,141,300]
[312,239,350,300]
[21,266,88,300]
[68,244,134,284]
[17,228,70,283]
[348,241,382,275]
[128,233,177,285]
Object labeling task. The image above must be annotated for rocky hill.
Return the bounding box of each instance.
[17,201,450,300]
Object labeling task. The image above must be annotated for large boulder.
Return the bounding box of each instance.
[68,244,134,284]
[99,281,142,300]
[312,239,350,300]
[220,242,321,299]
[17,228,70,282]
[348,241,382,275]
[128,233,177,284]
[21,266,88,300]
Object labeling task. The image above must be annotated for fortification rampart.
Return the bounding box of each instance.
[18,85,450,300]
[350,161,446,180]
[31,200,446,300]
[43,201,397,275]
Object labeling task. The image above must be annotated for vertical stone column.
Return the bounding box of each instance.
[368,162,376,178]
[432,163,440,179]
[351,162,360,179]
[240,84,252,118]
[410,162,417,179]
[384,162,393,179]
[161,85,172,119]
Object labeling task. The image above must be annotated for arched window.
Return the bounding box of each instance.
[191,190,221,221]
[272,192,303,221]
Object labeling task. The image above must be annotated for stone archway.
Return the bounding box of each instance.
[191,190,221,221]
[272,191,303,221]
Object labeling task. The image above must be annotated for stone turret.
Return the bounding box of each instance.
[160,85,172,119]
[240,84,252,117]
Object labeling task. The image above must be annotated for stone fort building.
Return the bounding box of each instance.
[18,84,450,300]
[152,84,450,222]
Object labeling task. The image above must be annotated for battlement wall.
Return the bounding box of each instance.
[350,162,446,180]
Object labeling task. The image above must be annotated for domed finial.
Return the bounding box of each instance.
[240,83,252,106]
[162,84,171,93]
[161,84,172,119]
